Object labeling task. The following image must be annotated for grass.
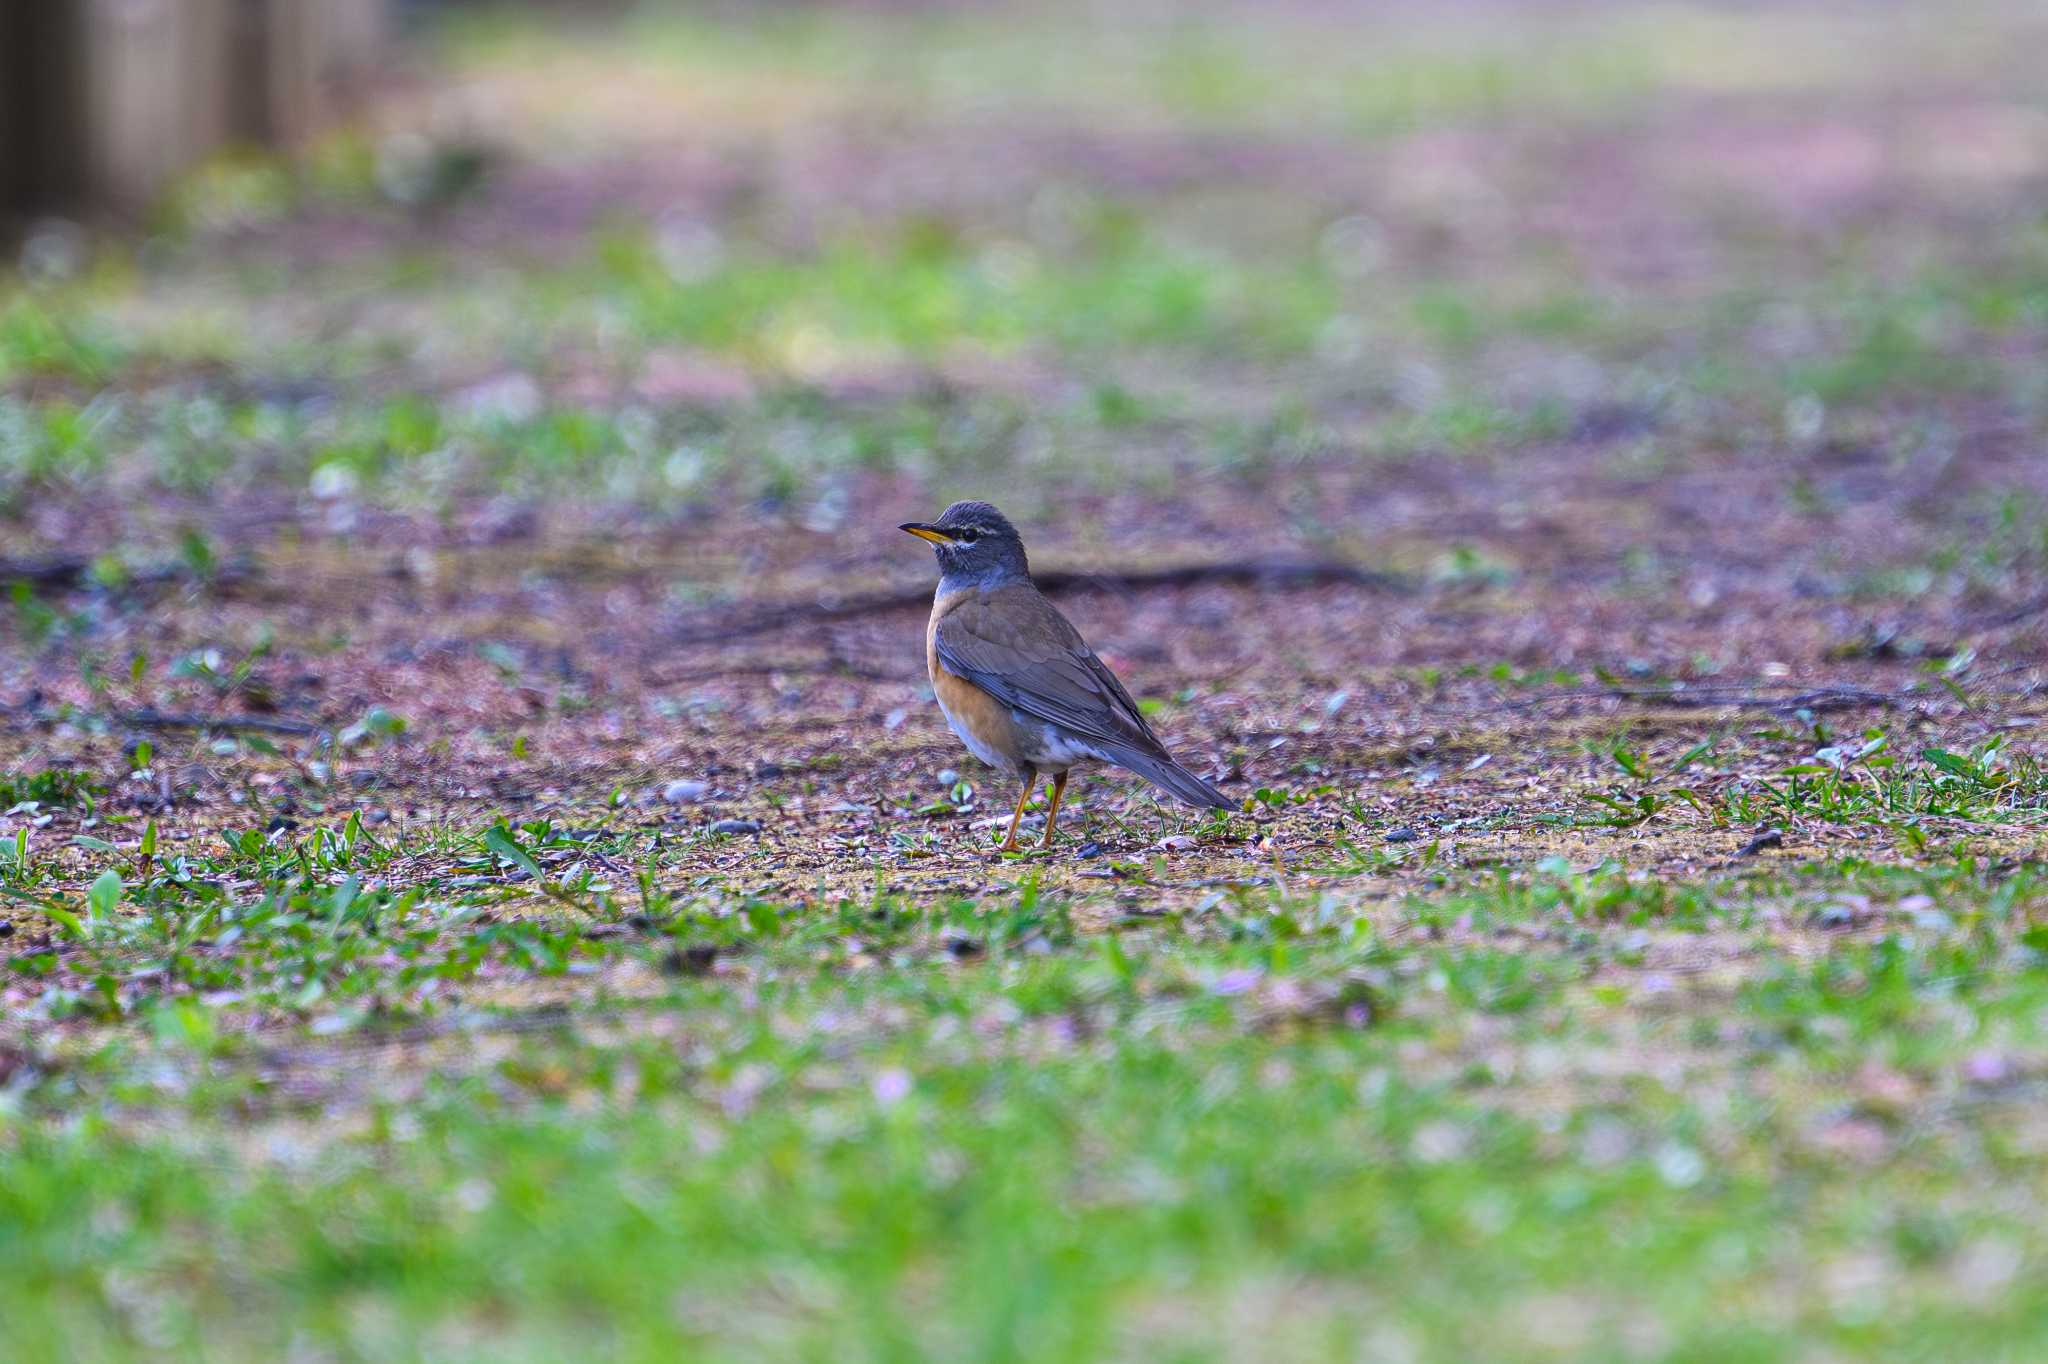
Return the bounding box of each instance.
[7,230,2043,517]
[442,1,2036,138]
[6,730,2048,1355]
[7,107,2048,520]
[1558,728,2048,837]
[9,0,2048,1357]
[0,767,103,812]
[8,815,2048,1359]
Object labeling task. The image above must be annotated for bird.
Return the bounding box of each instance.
[899,500,1234,852]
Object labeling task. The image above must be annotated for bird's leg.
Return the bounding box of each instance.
[997,770,1038,852]
[1039,772,1069,849]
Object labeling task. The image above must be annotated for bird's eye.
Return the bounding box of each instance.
[956,529,979,543]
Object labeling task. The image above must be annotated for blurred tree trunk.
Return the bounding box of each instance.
[238,0,391,146]
[1,0,390,225]
[0,4,88,215]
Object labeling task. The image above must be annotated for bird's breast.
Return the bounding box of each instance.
[925,584,972,686]
[927,586,1027,772]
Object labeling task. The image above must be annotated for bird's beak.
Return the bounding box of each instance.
[899,523,955,545]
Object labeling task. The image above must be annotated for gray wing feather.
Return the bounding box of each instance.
[935,587,1232,810]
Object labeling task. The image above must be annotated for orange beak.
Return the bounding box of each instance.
[899,522,955,546]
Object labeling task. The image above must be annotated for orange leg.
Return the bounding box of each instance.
[1038,772,1069,849]
[997,771,1038,852]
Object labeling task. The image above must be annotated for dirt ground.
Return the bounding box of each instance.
[4,0,2048,1064]
[9,7,2048,1357]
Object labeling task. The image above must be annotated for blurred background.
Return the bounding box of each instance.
[4,0,2048,734]
[10,9,2048,1357]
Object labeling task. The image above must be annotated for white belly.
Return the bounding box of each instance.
[933,694,1106,776]
[1026,724,1106,769]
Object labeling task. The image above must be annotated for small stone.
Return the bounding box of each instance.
[753,762,784,779]
[1964,1051,2012,1086]
[1654,1142,1706,1188]
[1737,828,1784,856]
[1815,903,1857,930]
[363,808,391,825]
[937,769,960,788]
[871,1067,913,1107]
[1951,1236,2023,1304]
[1211,968,1261,996]
[1384,826,1419,843]
[1410,1119,1469,1164]
[662,779,709,804]
[1074,841,1105,859]
[708,818,762,836]
[1154,834,1198,852]
[661,944,719,976]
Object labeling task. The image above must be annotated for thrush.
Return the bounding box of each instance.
[900,501,1233,852]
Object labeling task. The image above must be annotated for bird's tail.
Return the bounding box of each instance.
[1114,747,1236,810]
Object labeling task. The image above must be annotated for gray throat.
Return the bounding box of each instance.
[935,565,1023,599]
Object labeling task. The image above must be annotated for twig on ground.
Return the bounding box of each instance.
[1968,593,2048,631]
[647,658,912,685]
[670,558,1407,646]
[1508,684,1910,714]
[0,557,254,592]
[0,558,103,590]
[5,705,330,738]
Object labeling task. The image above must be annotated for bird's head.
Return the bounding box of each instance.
[899,500,1030,583]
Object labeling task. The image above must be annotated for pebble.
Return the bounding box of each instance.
[937,769,960,788]
[1964,1050,2012,1085]
[661,944,720,976]
[662,779,709,804]
[1737,828,1784,856]
[708,818,762,836]
[1815,903,1857,929]
[1154,834,1199,852]
[1384,826,1419,843]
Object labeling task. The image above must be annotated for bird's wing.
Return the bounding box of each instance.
[933,584,1169,758]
